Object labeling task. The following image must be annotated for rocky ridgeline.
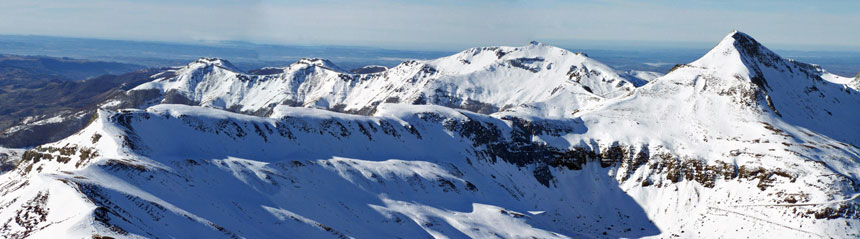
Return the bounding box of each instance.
[11,104,858,225]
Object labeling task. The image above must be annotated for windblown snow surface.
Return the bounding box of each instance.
[0,31,858,238]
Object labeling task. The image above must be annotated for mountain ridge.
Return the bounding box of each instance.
[128,42,648,118]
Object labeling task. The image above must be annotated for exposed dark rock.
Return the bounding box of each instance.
[507,57,544,73]
[349,66,388,74]
[247,68,284,75]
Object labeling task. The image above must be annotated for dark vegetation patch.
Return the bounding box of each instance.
[0,67,163,148]
[0,191,49,238]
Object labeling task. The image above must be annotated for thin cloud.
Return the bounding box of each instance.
[0,0,858,51]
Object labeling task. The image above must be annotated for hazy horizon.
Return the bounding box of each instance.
[2,0,860,52]
[3,31,860,54]
[3,33,859,77]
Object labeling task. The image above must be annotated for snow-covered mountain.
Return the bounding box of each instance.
[550,30,860,237]
[0,31,858,238]
[130,42,646,118]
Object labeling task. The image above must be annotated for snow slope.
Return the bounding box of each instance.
[554,30,860,237]
[0,31,858,238]
[684,31,860,146]
[1,104,660,238]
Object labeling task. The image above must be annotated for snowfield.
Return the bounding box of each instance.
[0,31,858,238]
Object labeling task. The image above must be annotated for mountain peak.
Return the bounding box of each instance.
[189,57,241,72]
[293,58,344,72]
[711,30,769,56]
[717,30,754,45]
[726,31,772,57]
[691,31,785,73]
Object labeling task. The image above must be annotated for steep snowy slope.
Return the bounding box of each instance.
[1,104,661,238]
[684,31,860,146]
[545,30,860,237]
[3,98,857,238]
[131,42,642,118]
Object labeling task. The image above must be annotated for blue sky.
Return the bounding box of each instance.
[2,0,859,51]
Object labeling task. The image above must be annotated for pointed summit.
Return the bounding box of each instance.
[689,31,802,91]
[692,31,782,70]
[726,31,781,62]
